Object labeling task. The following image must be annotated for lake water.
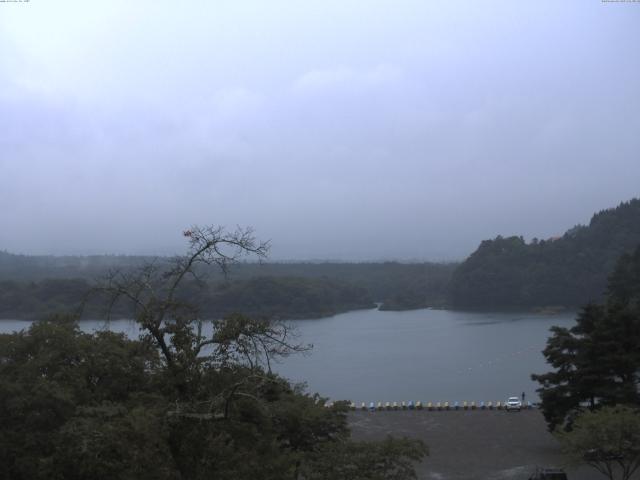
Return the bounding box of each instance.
[0,308,576,404]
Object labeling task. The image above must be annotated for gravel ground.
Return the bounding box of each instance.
[348,409,607,480]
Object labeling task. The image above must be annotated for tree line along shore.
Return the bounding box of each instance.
[1,198,639,320]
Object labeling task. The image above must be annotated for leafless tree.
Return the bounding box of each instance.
[89,225,310,406]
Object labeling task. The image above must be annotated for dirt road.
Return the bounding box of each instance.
[349,409,607,480]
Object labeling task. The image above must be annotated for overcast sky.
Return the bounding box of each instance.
[1,1,639,260]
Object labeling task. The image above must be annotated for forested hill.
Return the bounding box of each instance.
[450,198,640,309]
[0,253,455,319]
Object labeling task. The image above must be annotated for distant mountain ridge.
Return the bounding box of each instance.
[450,198,640,309]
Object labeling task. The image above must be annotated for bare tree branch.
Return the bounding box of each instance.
[87,225,305,406]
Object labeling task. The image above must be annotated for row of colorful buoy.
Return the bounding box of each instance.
[324,400,534,411]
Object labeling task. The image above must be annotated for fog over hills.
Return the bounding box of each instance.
[1,1,639,260]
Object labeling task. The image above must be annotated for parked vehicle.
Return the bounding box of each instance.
[505,396,522,411]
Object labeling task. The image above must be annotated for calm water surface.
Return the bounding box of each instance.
[1,308,576,404]
[276,308,575,403]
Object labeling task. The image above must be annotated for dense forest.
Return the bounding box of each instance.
[532,243,640,431]
[0,253,455,320]
[450,198,640,309]
[0,276,375,321]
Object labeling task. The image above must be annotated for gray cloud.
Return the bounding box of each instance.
[1,0,639,259]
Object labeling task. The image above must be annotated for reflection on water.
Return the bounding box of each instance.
[0,308,576,404]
